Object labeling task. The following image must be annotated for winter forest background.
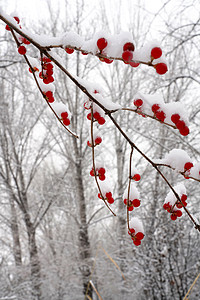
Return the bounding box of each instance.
[0,0,200,299]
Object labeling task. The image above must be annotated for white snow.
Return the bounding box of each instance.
[129,217,144,234]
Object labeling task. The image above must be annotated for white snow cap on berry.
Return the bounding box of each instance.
[155,149,192,172]
[164,183,186,206]
[129,217,144,234]
[124,182,140,200]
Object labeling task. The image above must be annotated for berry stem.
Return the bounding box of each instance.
[90,103,116,217]
[127,147,134,232]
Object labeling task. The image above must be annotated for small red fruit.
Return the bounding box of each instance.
[171,113,180,124]
[5,24,11,31]
[184,162,193,170]
[98,167,105,175]
[151,104,160,113]
[122,50,133,62]
[155,63,168,75]
[18,45,26,55]
[179,126,189,136]
[95,137,102,145]
[104,58,113,64]
[132,199,140,207]
[97,38,108,50]
[130,61,140,68]
[176,120,185,130]
[128,206,134,211]
[63,118,70,126]
[123,42,135,52]
[98,117,105,125]
[65,47,74,54]
[61,112,69,119]
[155,110,166,122]
[132,174,141,181]
[151,47,162,59]
[93,111,101,120]
[134,99,143,107]
[14,16,20,24]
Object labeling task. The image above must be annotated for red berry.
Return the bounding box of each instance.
[106,192,112,199]
[171,214,177,221]
[99,174,106,181]
[176,210,182,217]
[122,50,133,62]
[130,61,140,67]
[5,24,11,31]
[97,38,108,50]
[134,99,143,107]
[155,63,168,75]
[45,63,53,70]
[61,112,68,119]
[90,169,94,176]
[98,117,105,125]
[87,141,92,147]
[132,199,140,207]
[179,126,189,136]
[184,162,193,170]
[104,58,113,64]
[133,239,141,246]
[135,232,144,240]
[14,16,20,24]
[108,197,114,204]
[128,228,135,235]
[151,104,160,113]
[181,194,187,201]
[87,113,92,120]
[132,174,141,181]
[93,111,101,120]
[63,118,70,126]
[98,167,105,175]
[81,51,88,55]
[124,199,128,205]
[171,114,180,124]
[84,102,91,110]
[176,120,185,130]
[65,47,74,54]
[151,47,162,59]
[128,206,134,211]
[22,38,30,45]
[18,45,26,55]
[95,137,102,145]
[123,42,135,52]
[155,110,166,122]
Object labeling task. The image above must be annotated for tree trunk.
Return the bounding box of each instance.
[73,138,93,299]
[24,213,42,300]
[10,197,22,267]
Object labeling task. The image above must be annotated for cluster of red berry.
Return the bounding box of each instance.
[124,171,141,211]
[171,113,190,136]
[90,167,106,181]
[128,228,144,246]
[163,182,188,221]
[5,16,30,55]
[87,136,102,147]
[98,191,114,204]
[133,96,190,136]
[84,91,106,125]
[39,57,54,84]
